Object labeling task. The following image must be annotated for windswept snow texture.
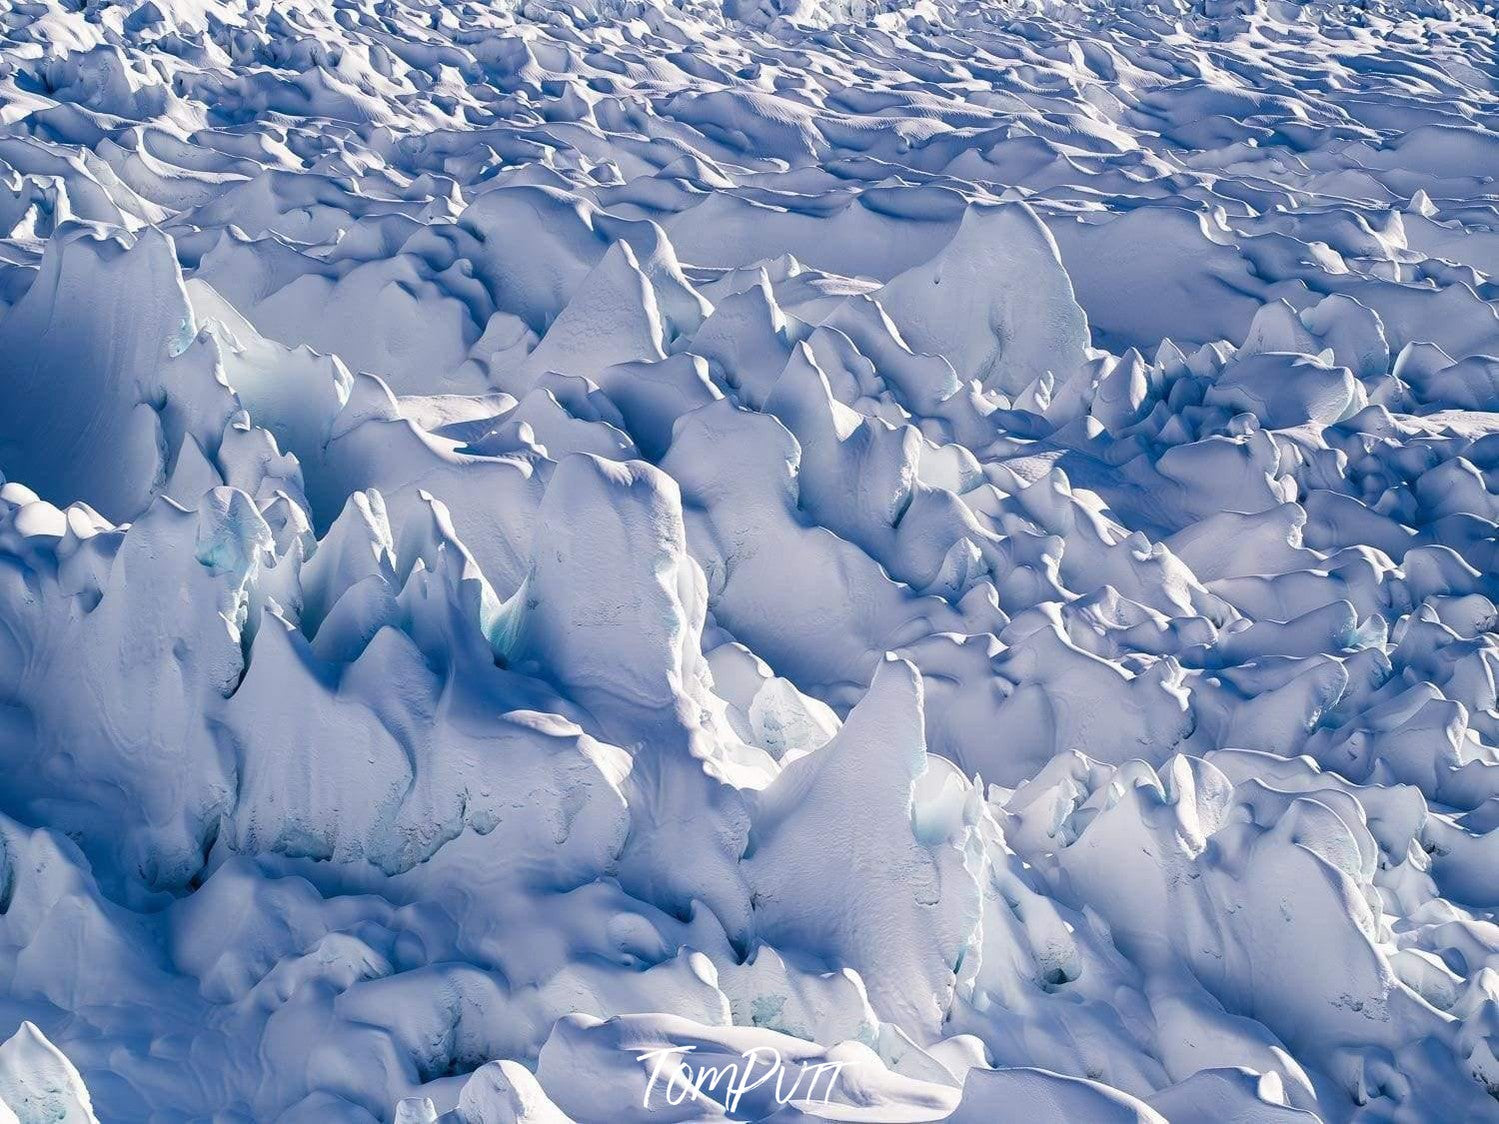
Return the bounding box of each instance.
[4,0,1499,1119]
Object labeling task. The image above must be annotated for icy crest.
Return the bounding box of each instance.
[1,0,1499,1119]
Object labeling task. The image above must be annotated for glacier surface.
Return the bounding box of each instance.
[1,0,1499,1118]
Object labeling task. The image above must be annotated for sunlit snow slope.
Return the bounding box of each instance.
[2,0,1499,1118]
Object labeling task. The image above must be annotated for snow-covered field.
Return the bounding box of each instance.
[1,0,1499,1118]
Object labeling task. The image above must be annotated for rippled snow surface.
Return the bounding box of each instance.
[3,0,1499,1119]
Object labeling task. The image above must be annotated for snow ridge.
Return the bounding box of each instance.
[0,0,1498,1119]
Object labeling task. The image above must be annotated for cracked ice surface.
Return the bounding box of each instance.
[2,0,1499,1118]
